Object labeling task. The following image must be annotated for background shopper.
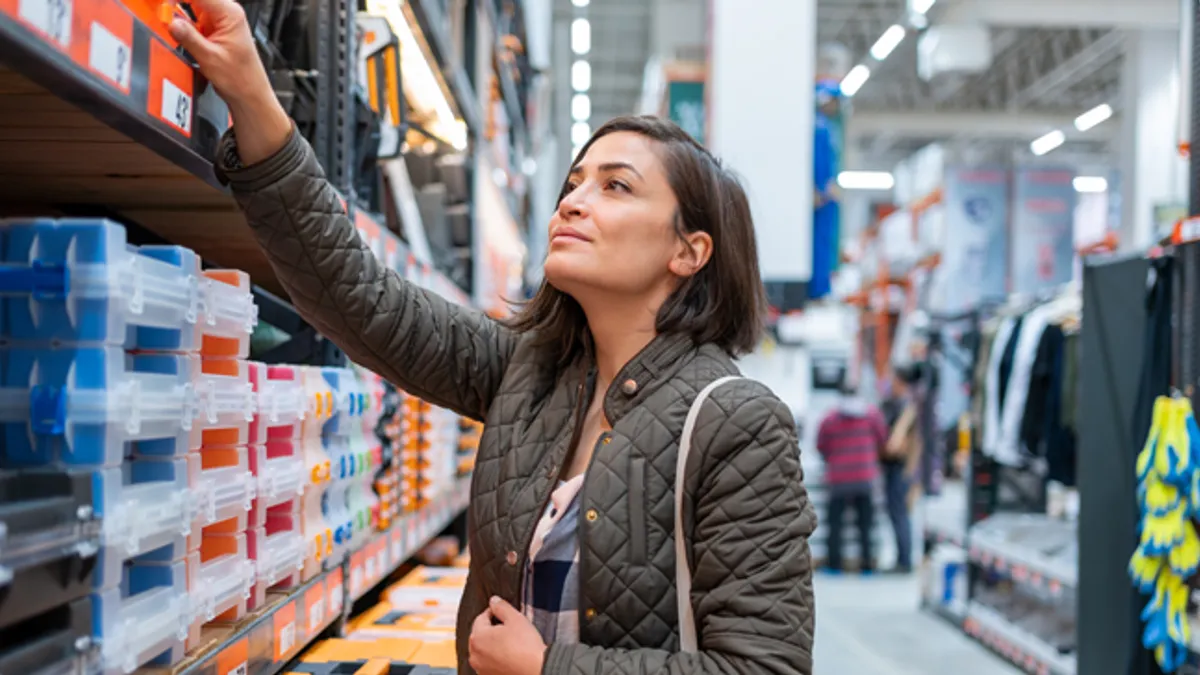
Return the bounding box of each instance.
[881,368,923,573]
[817,382,886,573]
[169,2,817,673]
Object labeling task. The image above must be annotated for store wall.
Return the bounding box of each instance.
[708,0,815,284]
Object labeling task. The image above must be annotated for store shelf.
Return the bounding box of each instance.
[347,478,471,603]
[967,517,1076,595]
[964,603,1076,675]
[406,0,483,137]
[138,478,471,675]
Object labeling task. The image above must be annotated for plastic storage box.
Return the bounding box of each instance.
[0,470,100,630]
[249,362,306,445]
[95,556,189,673]
[93,459,192,590]
[190,447,254,532]
[190,533,253,623]
[0,347,200,467]
[195,358,256,448]
[197,270,257,360]
[0,219,203,349]
[0,596,99,675]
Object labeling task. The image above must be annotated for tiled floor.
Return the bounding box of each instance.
[814,571,1016,675]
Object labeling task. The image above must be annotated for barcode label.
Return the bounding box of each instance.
[19,0,73,48]
[225,663,247,675]
[329,582,343,615]
[366,555,378,582]
[278,622,296,654]
[308,598,325,632]
[89,22,131,90]
[161,78,192,134]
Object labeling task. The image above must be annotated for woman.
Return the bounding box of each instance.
[171,3,816,673]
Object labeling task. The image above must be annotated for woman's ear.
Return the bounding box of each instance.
[669,230,714,278]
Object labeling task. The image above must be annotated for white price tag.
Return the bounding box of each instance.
[328,582,343,616]
[391,537,403,563]
[1180,217,1200,243]
[278,622,296,655]
[19,0,73,48]
[226,664,247,675]
[366,555,378,582]
[89,22,131,91]
[160,78,193,134]
[376,549,389,578]
[350,567,364,598]
[308,598,325,632]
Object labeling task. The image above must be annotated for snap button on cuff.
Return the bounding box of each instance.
[506,550,519,566]
[585,608,597,620]
[585,509,599,522]
[621,379,638,395]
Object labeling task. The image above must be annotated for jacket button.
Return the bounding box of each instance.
[506,551,518,566]
[585,509,599,522]
[621,379,638,395]
[585,608,597,620]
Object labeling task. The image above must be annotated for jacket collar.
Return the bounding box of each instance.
[596,332,698,423]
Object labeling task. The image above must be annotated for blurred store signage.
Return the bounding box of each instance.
[1012,168,1078,295]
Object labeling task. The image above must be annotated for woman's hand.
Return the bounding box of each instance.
[169,0,292,164]
[468,597,546,675]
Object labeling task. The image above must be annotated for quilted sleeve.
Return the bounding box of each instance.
[542,387,817,675]
[216,127,516,421]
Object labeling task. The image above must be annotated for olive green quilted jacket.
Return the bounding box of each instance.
[218,128,817,675]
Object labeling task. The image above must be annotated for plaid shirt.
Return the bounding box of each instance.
[523,474,584,645]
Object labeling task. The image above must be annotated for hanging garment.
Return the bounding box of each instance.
[994,304,1054,467]
[982,317,1017,459]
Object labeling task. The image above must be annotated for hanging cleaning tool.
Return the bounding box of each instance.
[1131,394,1200,672]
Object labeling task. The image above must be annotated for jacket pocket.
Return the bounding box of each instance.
[629,457,647,565]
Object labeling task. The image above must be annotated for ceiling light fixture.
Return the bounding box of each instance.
[840,64,871,97]
[571,93,591,122]
[911,0,936,14]
[1073,176,1108,193]
[1030,130,1066,156]
[571,18,591,55]
[571,0,589,6]
[1074,103,1113,132]
[571,60,592,92]
[572,122,591,146]
[870,25,907,61]
[837,170,895,191]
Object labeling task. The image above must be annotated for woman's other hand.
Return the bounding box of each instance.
[169,0,292,164]
[468,597,546,675]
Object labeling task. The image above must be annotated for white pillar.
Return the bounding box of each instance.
[708,0,816,284]
[1119,28,1188,249]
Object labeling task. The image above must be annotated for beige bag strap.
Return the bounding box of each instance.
[675,375,743,653]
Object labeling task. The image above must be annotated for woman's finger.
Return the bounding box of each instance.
[168,18,214,61]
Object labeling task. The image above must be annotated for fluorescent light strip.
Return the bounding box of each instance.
[840,64,871,97]
[870,25,907,61]
[1073,176,1108,193]
[1030,130,1066,156]
[571,94,591,122]
[572,122,591,146]
[571,18,591,55]
[837,170,895,190]
[911,0,936,14]
[571,0,589,6]
[572,60,592,92]
[1075,103,1113,132]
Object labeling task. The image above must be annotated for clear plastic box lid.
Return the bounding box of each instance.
[198,271,258,342]
[0,348,199,467]
[195,364,256,432]
[257,377,307,430]
[97,464,193,560]
[255,529,305,587]
[191,549,254,622]
[0,219,204,349]
[96,560,189,674]
[257,452,305,505]
[194,459,255,526]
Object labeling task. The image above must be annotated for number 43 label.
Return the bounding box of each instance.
[161,79,193,135]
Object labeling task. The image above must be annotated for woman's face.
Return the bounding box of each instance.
[543,131,697,300]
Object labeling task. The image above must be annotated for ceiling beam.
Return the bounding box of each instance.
[846,110,1118,141]
[1011,29,1125,108]
[941,0,1179,29]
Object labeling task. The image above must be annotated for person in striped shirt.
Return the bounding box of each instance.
[816,381,886,574]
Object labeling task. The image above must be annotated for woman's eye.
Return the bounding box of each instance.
[564,182,579,193]
[606,180,630,193]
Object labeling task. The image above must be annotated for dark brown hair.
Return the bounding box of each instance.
[507,115,767,365]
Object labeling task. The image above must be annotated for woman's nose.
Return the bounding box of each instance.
[558,190,588,219]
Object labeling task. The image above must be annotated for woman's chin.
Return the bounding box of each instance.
[542,255,588,291]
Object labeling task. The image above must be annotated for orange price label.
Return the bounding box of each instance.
[69,0,133,93]
[215,637,249,675]
[350,551,365,598]
[273,601,297,661]
[305,584,326,636]
[327,567,344,618]
[147,38,193,136]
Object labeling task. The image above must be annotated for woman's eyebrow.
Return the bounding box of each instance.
[569,161,644,180]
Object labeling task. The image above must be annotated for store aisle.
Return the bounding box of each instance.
[814,572,1015,675]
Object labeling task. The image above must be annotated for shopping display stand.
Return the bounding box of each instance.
[0,0,529,673]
